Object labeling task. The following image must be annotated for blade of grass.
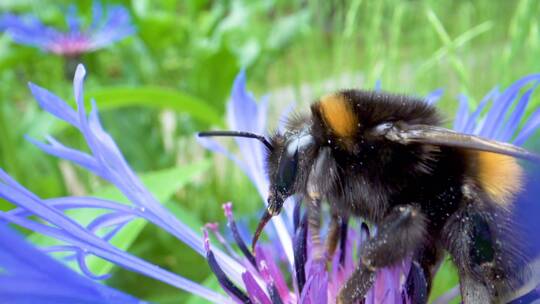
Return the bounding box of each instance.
[416,20,493,91]
[365,1,384,84]
[425,8,471,96]
[503,0,537,71]
[384,2,405,88]
[342,0,363,38]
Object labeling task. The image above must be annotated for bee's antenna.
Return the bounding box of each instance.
[198,131,273,151]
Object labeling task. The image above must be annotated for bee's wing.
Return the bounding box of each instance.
[382,123,540,162]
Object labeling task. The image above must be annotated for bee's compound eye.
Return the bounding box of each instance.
[276,145,298,193]
[276,133,313,194]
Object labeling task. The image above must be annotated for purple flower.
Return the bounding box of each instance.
[203,202,385,304]
[0,2,134,56]
[0,64,539,304]
[450,75,540,142]
[0,224,143,304]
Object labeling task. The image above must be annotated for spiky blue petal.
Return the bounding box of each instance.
[0,225,144,304]
[0,2,135,56]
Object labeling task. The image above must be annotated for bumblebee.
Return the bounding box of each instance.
[199,90,539,303]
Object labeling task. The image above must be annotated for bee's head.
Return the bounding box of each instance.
[198,126,315,249]
[265,128,314,216]
[248,127,314,248]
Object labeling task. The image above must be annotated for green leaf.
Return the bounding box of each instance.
[144,275,221,304]
[85,87,223,126]
[188,46,239,113]
[429,257,460,303]
[164,200,205,231]
[131,0,151,18]
[28,160,210,277]
[266,10,310,50]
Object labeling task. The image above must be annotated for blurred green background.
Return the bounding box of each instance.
[1,0,539,303]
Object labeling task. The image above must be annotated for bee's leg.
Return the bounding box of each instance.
[307,196,324,261]
[459,273,492,304]
[306,147,336,261]
[306,202,344,263]
[338,205,427,304]
[442,202,493,303]
[325,213,342,259]
[442,192,526,304]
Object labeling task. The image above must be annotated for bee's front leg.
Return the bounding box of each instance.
[306,196,324,261]
[306,146,336,261]
[325,213,343,260]
[306,197,344,263]
[338,205,427,304]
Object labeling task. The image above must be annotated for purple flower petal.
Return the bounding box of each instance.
[242,272,272,304]
[66,5,80,32]
[1,2,134,56]
[514,108,540,145]
[480,74,540,139]
[203,230,251,304]
[405,262,428,304]
[293,210,308,295]
[499,83,539,141]
[255,246,290,302]
[0,205,230,303]
[375,80,382,92]
[300,260,328,304]
[2,14,59,49]
[76,249,113,280]
[28,82,80,128]
[206,223,241,260]
[453,94,470,131]
[0,225,143,304]
[89,2,103,30]
[89,5,135,51]
[196,136,253,182]
[223,203,258,268]
[258,261,285,304]
[86,212,135,233]
[425,88,444,105]
[26,136,102,177]
[460,86,498,134]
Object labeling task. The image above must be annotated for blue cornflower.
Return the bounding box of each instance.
[0,2,134,56]
[0,64,539,303]
[451,75,540,142]
[0,65,237,303]
[0,224,144,304]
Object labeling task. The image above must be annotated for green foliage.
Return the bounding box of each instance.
[87,87,223,125]
[430,259,460,303]
[1,0,540,303]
